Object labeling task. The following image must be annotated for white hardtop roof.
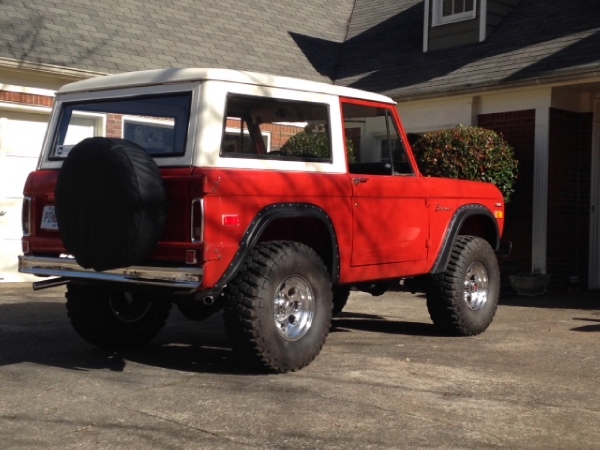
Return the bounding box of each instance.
[58,68,395,104]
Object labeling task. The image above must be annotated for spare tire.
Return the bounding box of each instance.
[55,137,167,271]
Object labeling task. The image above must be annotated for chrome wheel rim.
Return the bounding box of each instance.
[464,262,489,311]
[273,276,314,341]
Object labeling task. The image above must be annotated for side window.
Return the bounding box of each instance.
[221,95,331,162]
[342,102,413,176]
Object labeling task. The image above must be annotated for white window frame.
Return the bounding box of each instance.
[432,0,477,26]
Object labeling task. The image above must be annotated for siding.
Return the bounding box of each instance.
[426,0,522,55]
[428,0,480,51]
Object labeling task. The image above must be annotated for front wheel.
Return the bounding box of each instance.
[426,235,500,336]
[224,241,333,373]
[66,283,171,350]
[332,285,351,317]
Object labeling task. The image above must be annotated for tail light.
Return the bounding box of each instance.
[22,197,32,236]
[191,198,204,243]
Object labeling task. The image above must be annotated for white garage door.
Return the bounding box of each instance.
[0,110,49,281]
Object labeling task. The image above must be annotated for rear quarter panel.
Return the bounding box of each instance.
[195,167,353,288]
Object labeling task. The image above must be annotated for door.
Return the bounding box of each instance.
[0,111,48,281]
[342,100,429,267]
[350,175,429,266]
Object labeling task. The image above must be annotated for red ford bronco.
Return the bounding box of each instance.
[20,68,506,373]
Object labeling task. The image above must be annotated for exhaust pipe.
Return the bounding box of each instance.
[33,277,69,291]
[202,296,215,306]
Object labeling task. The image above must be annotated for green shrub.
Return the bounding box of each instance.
[281,125,330,159]
[412,125,518,202]
[281,125,356,162]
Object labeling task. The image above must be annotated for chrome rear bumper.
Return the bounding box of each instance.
[18,255,202,290]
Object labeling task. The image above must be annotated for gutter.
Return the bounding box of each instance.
[0,57,108,82]
[391,69,600,103]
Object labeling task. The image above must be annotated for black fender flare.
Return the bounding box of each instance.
[209,203,340,295]
[430,204,500,274]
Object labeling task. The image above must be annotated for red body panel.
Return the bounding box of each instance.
[194,168,353,288]
[22,164,504,290]
[23,168,200,263]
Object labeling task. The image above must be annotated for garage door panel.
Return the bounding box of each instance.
[0,154,38,198]
[0,111,49,282]
[0,114,48,157]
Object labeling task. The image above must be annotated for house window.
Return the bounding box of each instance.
[432,0,476,25]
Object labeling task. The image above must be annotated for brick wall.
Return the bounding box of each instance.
[225,118,303,150]
[478,110,536,275]
[106,114,123,138]
[0,91,54,107]
[547,108,592,289]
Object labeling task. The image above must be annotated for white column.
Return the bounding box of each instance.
[589,100,600,289]
[532,107,550,273]
[423,0,430,53]
[479,0,487,42]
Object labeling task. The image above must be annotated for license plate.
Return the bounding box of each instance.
[40,205,58,230]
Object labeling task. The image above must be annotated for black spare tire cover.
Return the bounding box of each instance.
[55,137,167,272]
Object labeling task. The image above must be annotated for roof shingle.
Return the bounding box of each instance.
[0,0,354,83]
[0,0,598,99]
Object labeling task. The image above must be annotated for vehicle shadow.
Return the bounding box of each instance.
[499,291,599,311]
[570,318,600,333]
[0,301,263,376]
[332,311,441,337]
[0,298,444,376]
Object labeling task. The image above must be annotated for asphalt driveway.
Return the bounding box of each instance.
[0,283,598,449]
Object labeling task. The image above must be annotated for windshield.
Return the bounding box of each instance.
[50,92,192,159]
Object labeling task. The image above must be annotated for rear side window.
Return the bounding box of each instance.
[221,94,331,162]
[50,92,192,159]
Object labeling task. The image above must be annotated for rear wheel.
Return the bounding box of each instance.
[426,235,500,336]
[224,241,333,373]
[66,283,171,350]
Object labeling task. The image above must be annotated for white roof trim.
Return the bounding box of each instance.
[58,68,396,104]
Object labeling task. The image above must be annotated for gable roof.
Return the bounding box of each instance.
[0,0,354,84]
[331,0,600,99]
[1,0,599,100]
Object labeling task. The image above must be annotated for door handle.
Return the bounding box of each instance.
[0,211,6,216]
[353,178,369,185]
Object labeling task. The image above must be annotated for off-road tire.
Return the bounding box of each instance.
[223,241,333,373]
[55,137,166,271]
[426,235,500,336]
[66,283,171,350]
[332,286,351,317]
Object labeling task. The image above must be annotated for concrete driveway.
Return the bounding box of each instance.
[0,283,598,449]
